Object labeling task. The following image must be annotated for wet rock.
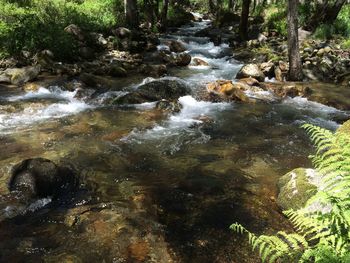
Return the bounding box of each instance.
[192,58,209,66]
[0,65,41,85]
[139,64,167,77]
[23,82,41,92]
[79,73,121,89]
[156,99,182,112]
[206,80,255,103]
[108,65,127,77]
[260,62,275,78]
[9,158,77,199]
[112,79,190,104]
[260,82,311,98]
[160,52,192,67]
[238,77,260,87]
[168,40,187,53]
[236,64,265,82]
[277,168,319,210]
[176,53,192,66]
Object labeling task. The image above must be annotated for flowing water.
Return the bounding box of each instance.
[0,18,348,263]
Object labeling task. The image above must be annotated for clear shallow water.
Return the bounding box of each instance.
[0,19,348,263]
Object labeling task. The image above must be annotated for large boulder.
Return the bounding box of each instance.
[277,168,319,210]
[112,79,190,105]
[206,80,256,103]
[168,40,187,53]
[0,65,41,85]
[236,64,265,82]
[9,158,77,199]
[139,64,167,77]
[160,51,192,67]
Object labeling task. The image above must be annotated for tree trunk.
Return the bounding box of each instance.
[160,0,169,29]
[124,0,139,28]
[287,0,302,81]
[324,0,346,23]
[307,0,346,31]
[239,0,251,40]
[144,0,155,26]
[209,0,216,14]
[228,0,234,11]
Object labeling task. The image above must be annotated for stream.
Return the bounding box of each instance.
[0,17,348,262]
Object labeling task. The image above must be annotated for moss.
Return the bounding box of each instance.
[277,168,318,210]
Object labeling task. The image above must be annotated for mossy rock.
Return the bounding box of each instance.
[277,168,318,211]
[336,119,350,135]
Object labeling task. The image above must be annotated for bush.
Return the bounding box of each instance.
[313,5,350,39]
[264,5,287,36]
[0,0,123,61]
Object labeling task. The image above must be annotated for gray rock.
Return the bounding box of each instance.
[236,64,265,82]
[112,79,190,104]
[0,65,41,85]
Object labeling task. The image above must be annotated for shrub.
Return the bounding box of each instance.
[313,5,350,39]
[0,0,123,61]
[264,5,287,36]
[231,124,350,262]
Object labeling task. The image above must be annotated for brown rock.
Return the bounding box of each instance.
[238,77,260,87]
[139,64,167,77]
[206,80,255,103]
[261,82,312,98]
[192,58,209,66]
[128,240,150,262]
[168,40,187,53]
[274,67,283,82]
[23,83,41,92]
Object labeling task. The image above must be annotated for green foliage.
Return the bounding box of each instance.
[264,5,287,37]
[0,0,122,61]
[231,124,350,262]
[340,39,350,49]
[313,5,350,39]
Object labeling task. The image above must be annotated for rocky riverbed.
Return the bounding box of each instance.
[0,14,349,262]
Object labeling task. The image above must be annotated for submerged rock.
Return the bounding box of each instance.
[9,158,77,199]
[236,64,265,82]
[112,79,191,105]
[277,168,318,210]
